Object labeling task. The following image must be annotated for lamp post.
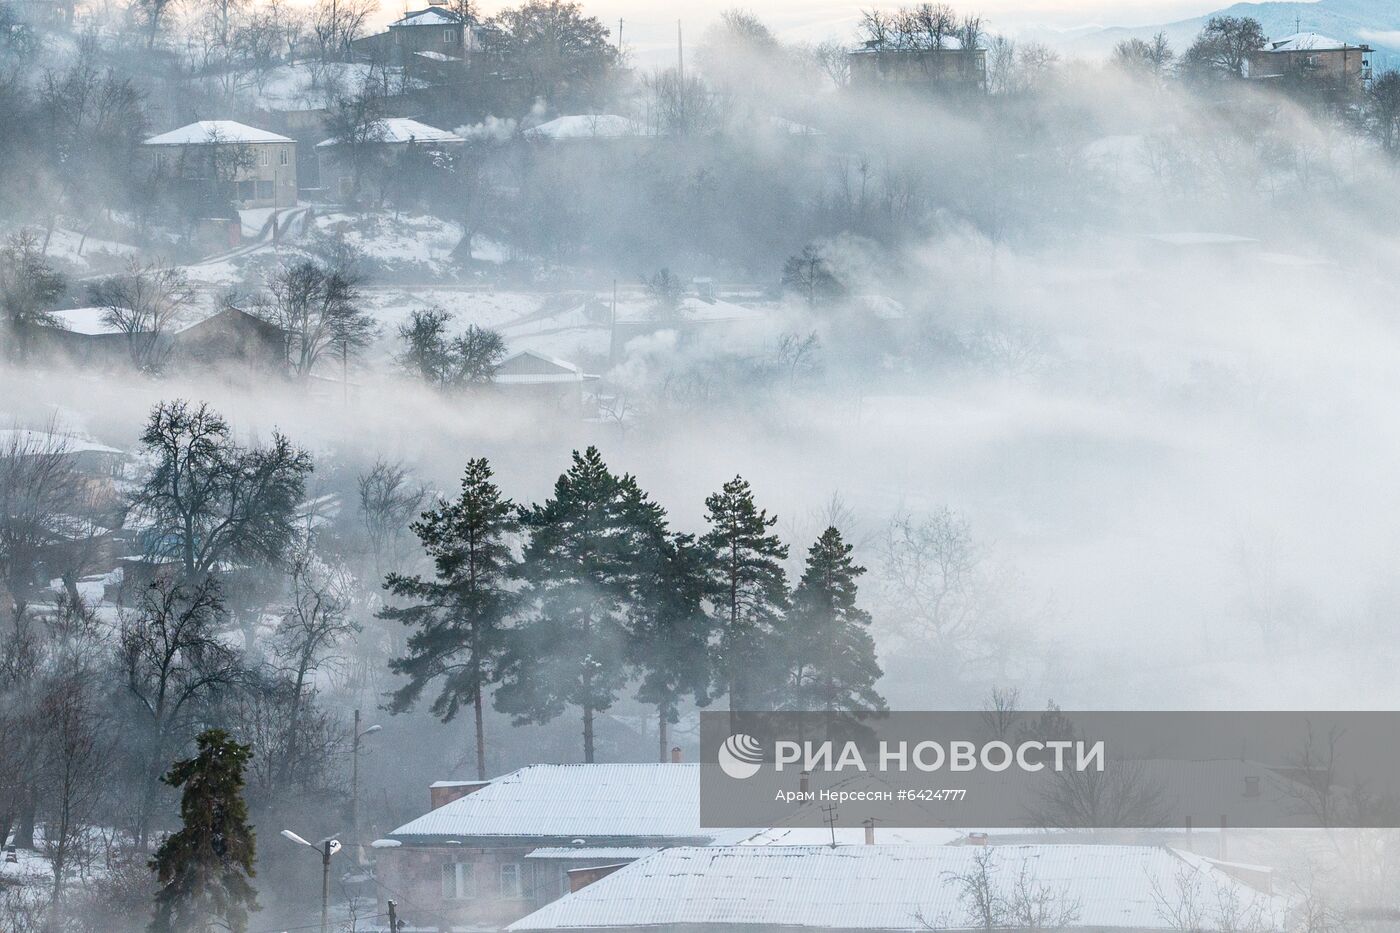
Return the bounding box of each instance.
[351,710,382,859]
[281,830,342,933]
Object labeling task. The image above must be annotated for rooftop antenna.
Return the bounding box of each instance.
[820,802,839,849]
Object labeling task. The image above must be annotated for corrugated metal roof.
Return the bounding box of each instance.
[387,764,718,842]
[526,847,659,860]
[737,827,964,847]
[507,844,1288,932]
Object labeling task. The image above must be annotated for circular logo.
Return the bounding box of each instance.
[718,733,764,779]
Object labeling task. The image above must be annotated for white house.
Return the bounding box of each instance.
[144,120,297,209]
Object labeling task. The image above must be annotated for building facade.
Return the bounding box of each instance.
[848,44,987,93]
[144,120,298,210]
[1246,33,1373,97]
[373,764,724,932]
[351,4,473,66]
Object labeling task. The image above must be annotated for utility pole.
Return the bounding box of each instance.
[351,708,361,854]
[387,900,400,933]
[677,20,686,130]
[320,839,333,933]
[617,17,623,52]
[350,712,381,862]
[280,831,342,933]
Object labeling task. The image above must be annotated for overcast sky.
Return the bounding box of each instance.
[433,0,1243,66]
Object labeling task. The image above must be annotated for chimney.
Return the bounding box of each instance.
[429,780,490,810]
[968,832,989,847]
[671,746,683,763]
[799,770,811,798]
[1243,775,1260,797]
[864,819,876,846]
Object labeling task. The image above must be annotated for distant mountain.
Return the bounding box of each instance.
[1059,0,1400,68]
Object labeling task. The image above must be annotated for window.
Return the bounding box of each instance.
[499,863,522,898]
[444,28,456,43]
[237,180,256,201]
[279,147,289,166]
[257,180,273,200]
[259,149,270,166]
[441,863,477,900]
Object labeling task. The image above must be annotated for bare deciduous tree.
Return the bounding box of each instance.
[119,577,245,848]
[0,422,80,619]
[273,551,359,785]
[253,258,376,381]
[920,846,1083,930]
[131,400,313,582]
[89,258,195,371]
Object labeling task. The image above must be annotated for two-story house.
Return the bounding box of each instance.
[1246,33,1373,98]
[351,3,474,67]
[143,120,298,210]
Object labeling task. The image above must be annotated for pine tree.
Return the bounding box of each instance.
[780,527,885,713]
[627,523,716,760]
[700,476,789,712]
[383,458,520,781]
[149,729,258,933]
[495,447,661,762]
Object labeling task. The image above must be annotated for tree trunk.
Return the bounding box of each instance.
[14,802,36,849]
[583,705,594,764]
[658,708,669,763]
[473,680,486,781]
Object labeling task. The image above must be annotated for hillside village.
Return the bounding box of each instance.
[5,0,1400,932]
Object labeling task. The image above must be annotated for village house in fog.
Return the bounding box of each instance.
[1246,33,1373,96]
[493,350,599,412]
[33,306,285,377]
[848,40,987,93]
[144,120,298,210]
[351,3,475,67]
[506,844,1289,933]
[372,763,728,931]
[316,117,465,200]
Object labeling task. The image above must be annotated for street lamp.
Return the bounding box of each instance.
[351,709,382,860]
[281,829,342,933]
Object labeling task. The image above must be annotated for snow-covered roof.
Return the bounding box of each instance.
[736,826,964,847]
[47,306,125,335]
[525,847,659,861]
[414,49,461,62]
[0,428,122,456]
[144,120,293,146]
[386,764,717,842]
[508,845,1288,932]
[317,117,465,148]
[523,115,651,140]
[392,7,461,27]
[494,349,598,384]
[1264,32,1358,52]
